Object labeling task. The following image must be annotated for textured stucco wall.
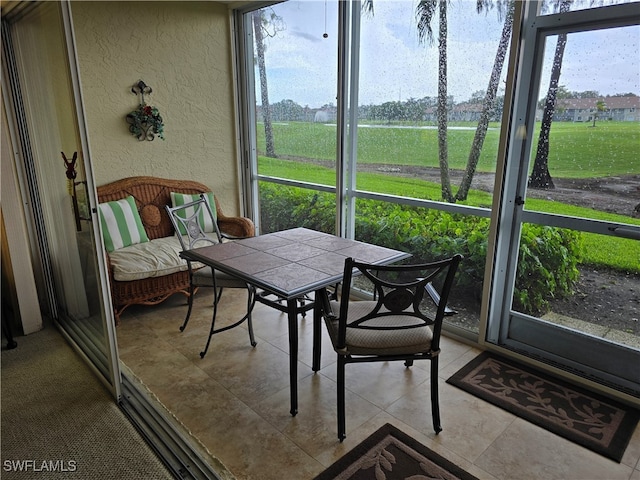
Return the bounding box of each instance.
[71,1,241,214]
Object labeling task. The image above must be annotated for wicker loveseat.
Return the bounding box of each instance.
[96,176,255,323]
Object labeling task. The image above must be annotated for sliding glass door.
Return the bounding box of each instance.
[2,1,120,392]
[488,2,640,394]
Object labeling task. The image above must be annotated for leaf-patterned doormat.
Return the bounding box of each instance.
[314,423,478,480]
[446,351,639,462]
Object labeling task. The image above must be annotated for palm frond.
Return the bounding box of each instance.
[416,0,438,45]
[362,0,374,18]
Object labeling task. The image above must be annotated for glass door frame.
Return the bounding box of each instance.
[60,0,122,395]
[486,1,640,394]
[3,4,226,475]
[1,0,121,396]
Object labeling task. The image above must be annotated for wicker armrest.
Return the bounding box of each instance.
[218,216,255,238]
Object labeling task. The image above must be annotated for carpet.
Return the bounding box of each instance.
[1,326,174,480]
[446,351,640,463]
[314,423,478,480]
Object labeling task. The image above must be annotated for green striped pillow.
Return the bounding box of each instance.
[170,192,217,234]
[98,196,149,252]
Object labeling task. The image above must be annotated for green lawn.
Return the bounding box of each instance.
[259,120,639,178]
[259,156,639,272]
[539,121,639,178]
[257,120,639,272]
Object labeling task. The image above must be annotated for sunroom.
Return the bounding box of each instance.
[2,1,639,478]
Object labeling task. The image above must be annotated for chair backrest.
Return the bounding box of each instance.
[165,194,223,251]
[334,254,462,351]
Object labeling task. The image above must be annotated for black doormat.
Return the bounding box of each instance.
[446,351,640,462]
[314,423,478,480]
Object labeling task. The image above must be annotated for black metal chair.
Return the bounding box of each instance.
[166,195,256,358]
[323,254,462,441]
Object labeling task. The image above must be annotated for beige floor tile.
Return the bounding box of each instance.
[257,372,382,457]
[193,410,324,480]
[121,342,207,391]
[437,343,485,379]
[621,415,640,469]
[412,334,479,374]
[475,418,636,480]
[267,319,338,371]
[148,373,237,427]
[118,293,640,480]
[196,336,311,409]
[386,379,517,462]
[321,359,431,409]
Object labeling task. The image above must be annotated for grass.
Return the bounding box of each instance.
[259,120,639,178]
[537,121,640,178]
[259,157,640,272]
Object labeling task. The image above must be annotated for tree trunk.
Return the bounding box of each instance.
[528,0,571,190]
[253,12,276,158]
[455,1,514,201]
[437,1,453,202]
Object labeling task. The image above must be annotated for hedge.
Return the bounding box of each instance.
[259,183,581,314]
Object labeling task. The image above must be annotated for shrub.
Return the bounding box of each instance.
[515,224,582,313]
[258,183,581,314]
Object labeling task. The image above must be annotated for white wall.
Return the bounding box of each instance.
[71,1,242,215]
[1,96,44,335]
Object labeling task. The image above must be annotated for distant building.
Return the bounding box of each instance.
[423,101,500,122]
[449,102,484,122]
[314,110,331,122]
[537,96,640,122]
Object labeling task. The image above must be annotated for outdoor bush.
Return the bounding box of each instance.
[259,183,582,314]
[260,185,335,233]
[515,225,582,313]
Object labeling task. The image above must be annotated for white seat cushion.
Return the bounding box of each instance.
[325,300,434,356]
[109,236,203,281]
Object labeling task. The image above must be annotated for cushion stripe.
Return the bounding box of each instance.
[98,196,149,252]
[170,192,216,234]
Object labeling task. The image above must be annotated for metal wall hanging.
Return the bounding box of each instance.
[126,80,165,141]
[62,151,90,231]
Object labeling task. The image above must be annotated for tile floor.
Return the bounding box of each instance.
[116,291,640,480]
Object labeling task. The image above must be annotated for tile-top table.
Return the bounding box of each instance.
[180,227,410,415]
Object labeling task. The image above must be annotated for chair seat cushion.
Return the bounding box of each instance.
[326,300,434,356]
[110,236,203,281]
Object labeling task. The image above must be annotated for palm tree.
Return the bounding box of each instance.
[591,99,606,127]
[253,10,276,158]
[455,0,514,201]
[528,0,572,190]
[366,0,515,202]
[416,0,454,202]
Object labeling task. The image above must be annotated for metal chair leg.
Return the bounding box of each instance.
[200,287,220,358]
[200,285,257,358]
[431,358,442,434]
[246,286,257,347]
[337,356,347,442]
[179,282,196,332]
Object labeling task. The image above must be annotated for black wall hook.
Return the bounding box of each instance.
[131,80,152,105]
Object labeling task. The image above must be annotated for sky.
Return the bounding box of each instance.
[257,0,640,109]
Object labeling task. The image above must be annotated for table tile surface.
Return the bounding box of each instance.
[183,228,410,299]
